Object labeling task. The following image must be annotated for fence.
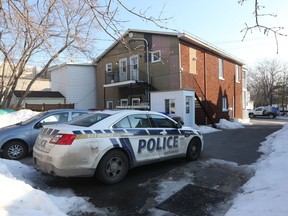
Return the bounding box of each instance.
[25,103,74,111]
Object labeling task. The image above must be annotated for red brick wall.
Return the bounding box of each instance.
[180,43,243,123]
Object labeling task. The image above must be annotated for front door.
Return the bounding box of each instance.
[130,55,139,80]
[119,58,127,81]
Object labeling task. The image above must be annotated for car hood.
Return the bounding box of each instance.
[0,124,25,132]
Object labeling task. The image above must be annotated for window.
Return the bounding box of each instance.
[119,58,127,72]
[222,97,228,111]
[106,63,112,73]
[113,114,151,128]
[106,101,113,109]
[69,113,110,127]
[218,58,224,79]
[120,99,128,107]
[186,97,190,114]
[72,112,89,119]
[165,99,175,114]
[40,113,68,125]
[150,114,177,128]
[132,98,140,106]
[151,50,161,63]
[235,65,240,83]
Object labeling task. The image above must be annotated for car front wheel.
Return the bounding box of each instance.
[2,141,27,160]
[249,113,254,118]
[186,138,202,161]
[268,113,275,119]
[96,149,129,184]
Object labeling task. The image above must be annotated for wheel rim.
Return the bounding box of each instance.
[7,144,24,159]
[105,156,124,178]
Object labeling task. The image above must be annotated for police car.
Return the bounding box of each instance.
[33,110,204,184]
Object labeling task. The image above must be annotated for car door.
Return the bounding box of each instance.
[149,114,187,159]
[254,107,264,116]
[30,112,69,144]
[113,114,160,164]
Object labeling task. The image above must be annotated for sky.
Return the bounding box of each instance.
[90,0,288,68]
[0,110,288,215]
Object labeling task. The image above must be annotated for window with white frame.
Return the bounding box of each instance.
[132,98,140,106]
[106,63,112,73]
[218,58,224,79]
[120,99,128,107]
[151,50,161,63]
[235,65,240,83]
[106,101,113,109]
[165,99,175,114]
[222,97,228,111]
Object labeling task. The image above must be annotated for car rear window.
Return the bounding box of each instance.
[68,113,110,127]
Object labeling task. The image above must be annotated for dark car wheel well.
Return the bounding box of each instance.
[2,139,28,150]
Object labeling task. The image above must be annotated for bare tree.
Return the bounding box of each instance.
[0,0,168,108]
[239,0,287,53]
[248,59,285,106]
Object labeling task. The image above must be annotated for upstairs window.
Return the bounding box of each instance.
[235,65,240,83]
[218,58,224,79]
[222,97,228,111]
[151,50,161,63]
[106,63,112,73]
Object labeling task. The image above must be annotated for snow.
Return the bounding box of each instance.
[0,110,288,215]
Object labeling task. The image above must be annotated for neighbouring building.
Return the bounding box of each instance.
[49,63,97,110]
[11,90,65,110]
[95,29,245,126]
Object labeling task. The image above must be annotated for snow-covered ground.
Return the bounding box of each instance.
[0,110,287,215]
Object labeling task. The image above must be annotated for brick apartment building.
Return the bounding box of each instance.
[95,29,245,125]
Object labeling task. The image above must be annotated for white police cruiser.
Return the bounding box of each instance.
[33,110,204,184]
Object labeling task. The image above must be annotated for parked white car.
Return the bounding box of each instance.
[33,110,204,184]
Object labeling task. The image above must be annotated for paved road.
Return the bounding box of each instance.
[20,118,286,216]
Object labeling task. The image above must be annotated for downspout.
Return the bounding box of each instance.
[204,52,207,125]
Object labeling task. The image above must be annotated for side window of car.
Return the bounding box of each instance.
[150,114,176,128]
[40,113,68,125]
[128,114,151,128]
[113,117,131,128]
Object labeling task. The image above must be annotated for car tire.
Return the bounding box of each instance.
[249,113,254,118]
[2,141,27,160]
[96,149,129,184]
[186,138,202,161]
[268,113,275,119]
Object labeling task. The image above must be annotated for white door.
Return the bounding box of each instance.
[185,96,193,127]
[130,55,139,80]
[119,58,127,81]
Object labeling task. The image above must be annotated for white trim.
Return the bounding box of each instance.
[103,80,136,88]
[151,50,161,63]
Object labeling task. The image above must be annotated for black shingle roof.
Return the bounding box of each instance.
[13,90,65,98]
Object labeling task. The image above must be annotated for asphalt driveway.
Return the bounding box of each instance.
[20,118,285,216]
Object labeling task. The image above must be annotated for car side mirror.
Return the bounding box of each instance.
[34,122,43,129]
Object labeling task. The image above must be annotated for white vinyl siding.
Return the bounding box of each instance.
[51,64,96,109]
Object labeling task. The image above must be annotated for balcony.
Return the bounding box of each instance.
[105,67,148,87]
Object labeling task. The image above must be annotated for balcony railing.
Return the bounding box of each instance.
[105,67,148,84]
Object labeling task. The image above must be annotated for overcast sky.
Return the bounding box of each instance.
[93,0,288,67]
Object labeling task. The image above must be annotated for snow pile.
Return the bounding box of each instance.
[216,119,245,129]
[0,109,287,215]
[225,124,288,216]
[0,109,39,128]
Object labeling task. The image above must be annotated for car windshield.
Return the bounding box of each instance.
[68,113,111,127]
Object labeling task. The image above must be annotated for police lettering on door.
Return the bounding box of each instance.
[138,136,179,154]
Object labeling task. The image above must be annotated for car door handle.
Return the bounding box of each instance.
[160,131,167,135]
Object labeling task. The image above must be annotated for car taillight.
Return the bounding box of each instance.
[50,134,76,145]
